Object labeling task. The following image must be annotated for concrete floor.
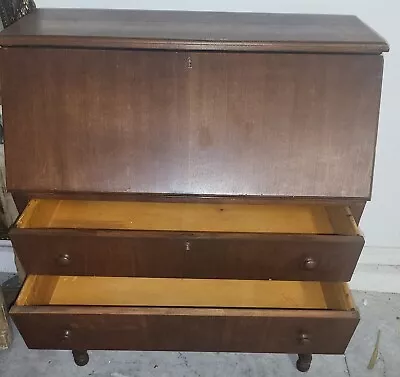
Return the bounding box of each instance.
[0,290,399,377]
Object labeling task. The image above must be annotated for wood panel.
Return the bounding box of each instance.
[10,229,364,281]
[11,229,186,278]
[16,275,354,310]
[0,9,388,53]
[11,306,359,354]
[2,49,383,198]
[184,234,363,282]
[350,202,367,225]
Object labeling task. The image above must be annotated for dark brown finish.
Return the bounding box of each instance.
[2,49,383,199]
[184,235,363,282]
[350,202,367,225]
[11,192,28,214]
[11,306,359,354]
[297,354,312,372]
[0,9,388,53]
[10,229,364,281]
[10,230,185,279]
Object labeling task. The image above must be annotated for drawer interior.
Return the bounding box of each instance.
[17,199,360,235]
[16,275,355,311]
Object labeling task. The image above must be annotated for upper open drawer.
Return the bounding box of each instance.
[2,49,383,198]
[17,199,362,234]
[11,199,364,281]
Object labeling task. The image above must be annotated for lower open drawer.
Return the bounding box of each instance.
[11,276,359,354]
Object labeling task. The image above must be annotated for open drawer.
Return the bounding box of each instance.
[10,199,364,281]
[11,276,359,354]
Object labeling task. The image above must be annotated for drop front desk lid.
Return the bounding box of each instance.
[0,9,389,199]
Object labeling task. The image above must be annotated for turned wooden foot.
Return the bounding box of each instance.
[72,350,89,366]
[296,353,312,372]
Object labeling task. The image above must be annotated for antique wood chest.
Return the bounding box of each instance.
[0,9,388,372]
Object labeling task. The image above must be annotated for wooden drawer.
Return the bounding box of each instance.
[11,275,359,354]
[10,199,364,281]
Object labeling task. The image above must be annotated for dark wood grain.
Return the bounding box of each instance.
[2,49,383,199]
[11,306,359,354]
[0,9,388,53]
[10,229,364,281]
[11,229,185,278]
[184,235,363,282]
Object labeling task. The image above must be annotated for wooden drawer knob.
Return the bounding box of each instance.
[298,333,311,346]
[303,257,317,270]
[58,254,71,266]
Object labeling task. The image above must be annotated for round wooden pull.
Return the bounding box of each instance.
[63,329,71,340]
[298,333,311,346]
[58,254,71,266]
[303,257,317,270]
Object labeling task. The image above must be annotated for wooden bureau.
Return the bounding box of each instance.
[0,9,388,372]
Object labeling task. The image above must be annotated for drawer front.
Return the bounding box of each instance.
[11,230,186,278]
[186,235,363,281]
[11,275,359,354]
[12,306,359,354]
[3,48,383,198]
[10,230,363,281]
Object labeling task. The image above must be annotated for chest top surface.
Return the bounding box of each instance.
[0,9,388,53]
